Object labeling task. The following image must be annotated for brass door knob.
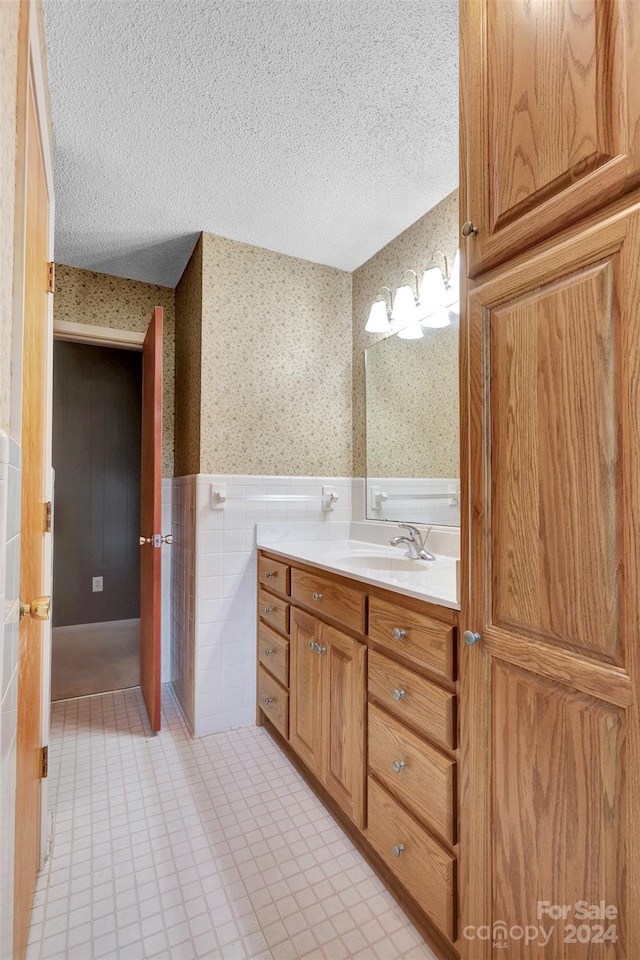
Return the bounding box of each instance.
[20,596,50,621]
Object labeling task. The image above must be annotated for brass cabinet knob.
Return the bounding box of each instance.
[461,220,478,237]
[20,596,50,621]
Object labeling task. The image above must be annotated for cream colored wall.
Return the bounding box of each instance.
[0,0,20,434]
[53,266,176,476]
[199,232,353,477]
[174,236,202,477]
[352,189,459,477]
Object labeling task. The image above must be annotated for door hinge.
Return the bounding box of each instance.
[44,501,52,534]
[46,262,55,293]
[40,745,48,778]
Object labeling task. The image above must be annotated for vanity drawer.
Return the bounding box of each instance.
[291,568,366,634]
[368,703,456,846]
[258,667,289,739]
[367,776,456,942]
[369,596,455,681]
[258,623,289,687]
[259,589,290,635]
[368,649,455,751]
[258,556,290,597]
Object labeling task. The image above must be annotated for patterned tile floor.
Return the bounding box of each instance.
[26,686,436,960]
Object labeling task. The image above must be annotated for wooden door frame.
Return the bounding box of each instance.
[11,2,56,873]
[53,319,145,351]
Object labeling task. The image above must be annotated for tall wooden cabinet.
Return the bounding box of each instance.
[461,2,640,957]
[462,0,640,276]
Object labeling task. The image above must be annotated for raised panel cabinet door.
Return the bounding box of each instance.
[461,0,640,275]
[289,608,324,778]
[460,204,640,958]
[321,625,367,829]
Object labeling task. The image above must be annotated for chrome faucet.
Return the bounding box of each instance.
[389,523,436,561]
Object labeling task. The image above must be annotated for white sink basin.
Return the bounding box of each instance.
[325,552,431,573]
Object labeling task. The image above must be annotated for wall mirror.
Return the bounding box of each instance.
[365,319,460,526]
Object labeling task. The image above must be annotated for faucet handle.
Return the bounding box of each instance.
[399,523,422,543]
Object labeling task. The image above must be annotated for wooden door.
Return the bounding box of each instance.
[461,202,640,958]
[14,74,51,960]
[321,625,366,828]
[139,307,163,732]
[462,0,640,276]
[289,608,324,777]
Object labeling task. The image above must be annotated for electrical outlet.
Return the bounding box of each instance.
[92,576,103,593]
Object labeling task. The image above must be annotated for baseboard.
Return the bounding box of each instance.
[52,618,140,635]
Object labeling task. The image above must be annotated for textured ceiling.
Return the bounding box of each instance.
[43,0,458,287]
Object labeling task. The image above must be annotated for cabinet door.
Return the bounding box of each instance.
[321,625,367,829]
[460,205,640,958]
[462,0,640,275]
[289,608,324,778]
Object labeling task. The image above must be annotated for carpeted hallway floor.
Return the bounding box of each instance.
[51,620,140,700]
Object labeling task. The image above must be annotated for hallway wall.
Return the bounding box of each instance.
[53,265,176,477]
[52,341,142,627]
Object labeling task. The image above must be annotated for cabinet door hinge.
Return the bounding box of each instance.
[40,745,48,778]
[46,262,55,293]
[44,501,52,534]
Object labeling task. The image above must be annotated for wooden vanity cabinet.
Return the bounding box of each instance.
[290,607,367,827]
[257,550,461,959]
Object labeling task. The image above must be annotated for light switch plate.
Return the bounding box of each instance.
[92,576,103,592]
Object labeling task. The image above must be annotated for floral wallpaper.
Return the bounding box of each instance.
[198,232,353,476]
[352,189,459,478]
[53,265,176,476]
[174,236,202,477]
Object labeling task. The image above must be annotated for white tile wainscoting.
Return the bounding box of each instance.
[366,477,461,526]
[161,478,173,684]
[170,475,352,738]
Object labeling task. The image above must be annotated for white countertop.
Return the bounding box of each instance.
[256,526,460,610]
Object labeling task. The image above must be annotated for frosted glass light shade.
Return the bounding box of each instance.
[397,321,424,340]
[391,284,419,326]
[419,266,447,309]
[365,299,391,333]
[445,248,460,306]
[422,307,451,329]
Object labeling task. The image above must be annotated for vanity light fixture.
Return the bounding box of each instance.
[397,320,424,339]
[363,248,461,334]
[365,287,393,333]
[446,248,460,305]
[391,270,421,328]
[422,307,451,329]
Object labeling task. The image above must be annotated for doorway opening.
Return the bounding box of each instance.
[51,340,142,700]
